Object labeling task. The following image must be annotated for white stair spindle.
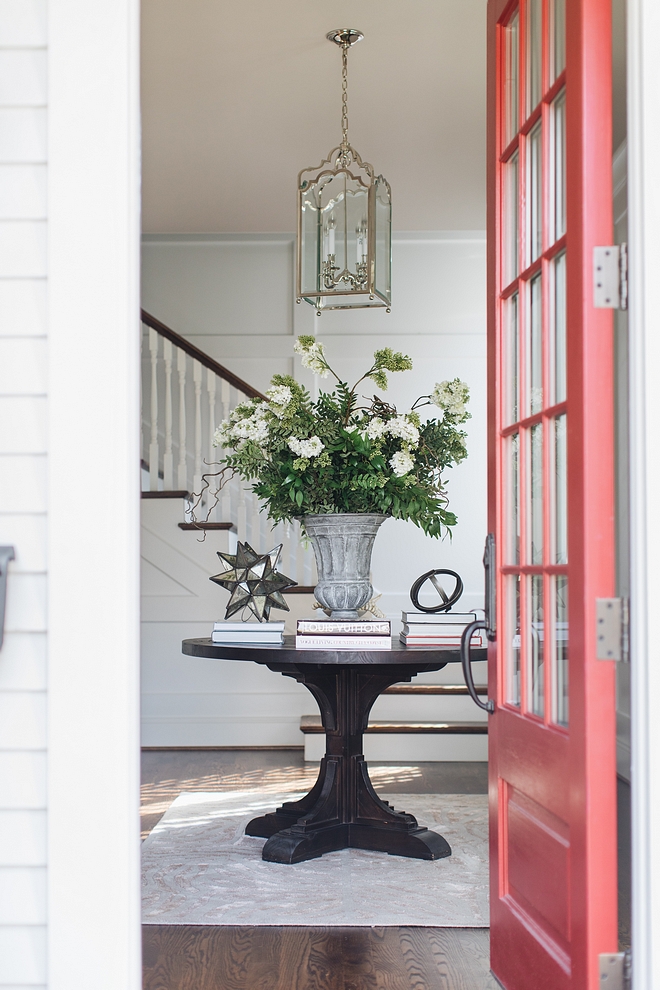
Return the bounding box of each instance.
[251,493,261,550]
[193,359,203,499]
[237,485,247,543]
[207,369,217,520]
[148,327,160,491]
[163,338,174,489]
[221,378,230,423]
[177,348,188,491]
[296,520,306,585]
[220,379,232,522]
[281,522,293,583]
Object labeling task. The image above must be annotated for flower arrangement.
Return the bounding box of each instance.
[209,337,470,539]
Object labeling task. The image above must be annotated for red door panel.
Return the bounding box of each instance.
[487,1,618,988]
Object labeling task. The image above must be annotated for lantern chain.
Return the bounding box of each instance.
[340,42,350,163]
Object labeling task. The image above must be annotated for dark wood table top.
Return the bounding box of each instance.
[182,636,488,667]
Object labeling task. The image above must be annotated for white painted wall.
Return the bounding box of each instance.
[48,0,142,986]
[0,3,48,984]
[0,0,142,988]
[142,231,488,613]
[141,232,488,749]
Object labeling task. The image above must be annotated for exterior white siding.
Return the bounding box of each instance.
[0,1,48,986]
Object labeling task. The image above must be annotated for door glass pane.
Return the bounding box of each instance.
[505,294,519,424]
[553,91,567,240]
[506,432,520,563]
[530,423,543,564]
[528,574,545,717]
[506,574,521,706]
[505,12,520,145]
[528,123,543,263]
[554,413,567,564]
[550,0,566,82]
[504,152,519,284]
[554,252,567,402]
[527,0,542,113]
[553,575,569,726]
[529,274,543,413]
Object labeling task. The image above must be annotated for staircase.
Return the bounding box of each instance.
[140,311,488,759]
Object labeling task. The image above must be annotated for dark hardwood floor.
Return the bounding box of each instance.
[142,749,493,989]
[143,925,498,990]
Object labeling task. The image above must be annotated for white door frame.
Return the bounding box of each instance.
[47,1,142,988]
[628,0,660,986]
[42,0,659,986]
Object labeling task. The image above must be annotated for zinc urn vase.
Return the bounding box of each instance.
[302,513,386,621]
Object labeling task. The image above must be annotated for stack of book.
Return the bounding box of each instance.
[211,620,285,645]
[296,618,392,650]
[399,611,482,647]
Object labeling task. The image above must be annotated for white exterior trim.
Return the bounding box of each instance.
[627,0,660,985]
[47,0,141,988]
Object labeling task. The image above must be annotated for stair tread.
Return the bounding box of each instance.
[300,715,488,734]
[383,684,487,696]
[141,490,189,499]
[178,522,235,531]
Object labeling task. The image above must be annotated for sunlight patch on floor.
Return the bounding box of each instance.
[141,764,424,838]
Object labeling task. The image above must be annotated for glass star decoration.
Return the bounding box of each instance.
[209,541,297,621]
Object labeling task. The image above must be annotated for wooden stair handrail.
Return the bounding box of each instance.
[141,309,267,401]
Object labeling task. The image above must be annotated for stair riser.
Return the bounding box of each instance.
[371,695,489,723]
[304,734,488,763]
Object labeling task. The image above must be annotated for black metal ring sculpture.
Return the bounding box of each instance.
[409,568,464,613]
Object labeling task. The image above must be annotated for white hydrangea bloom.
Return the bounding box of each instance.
[231,415,270,445]
[266,385,293,408]
[386,415,420,448]
[431,379,470,418]
[390,450,415,477]
[213,421,233,447]
[294,339,330,378]
[288,435,325,458]
[365,417,388,440]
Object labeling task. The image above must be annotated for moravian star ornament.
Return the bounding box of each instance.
[210,541,297,621]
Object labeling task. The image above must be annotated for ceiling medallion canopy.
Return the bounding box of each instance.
[296,29,392,315]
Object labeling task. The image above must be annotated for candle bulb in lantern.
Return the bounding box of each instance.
[326,216,336,257]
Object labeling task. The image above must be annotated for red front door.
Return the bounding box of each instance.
[487,1,618,988]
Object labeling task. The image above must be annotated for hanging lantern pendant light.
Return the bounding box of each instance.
[296,29,392,314]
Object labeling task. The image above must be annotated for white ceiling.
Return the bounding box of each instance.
[141,0,487,233]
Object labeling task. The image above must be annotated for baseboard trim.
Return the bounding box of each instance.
[142,745,304,751]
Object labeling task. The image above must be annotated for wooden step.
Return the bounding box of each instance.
[383,683,487,696]
[300,715,488,735]
[141,490,189,499]
[178,522,235,531]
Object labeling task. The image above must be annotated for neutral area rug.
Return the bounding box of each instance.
[142,791,489,927]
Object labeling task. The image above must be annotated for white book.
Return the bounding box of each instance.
[400,633,483,647]
[400,610,478,625]
[213,621,285,632]
[212,631,283,644]
[297,619,391,636]
[296,636,392,651]
[402,622,475,636]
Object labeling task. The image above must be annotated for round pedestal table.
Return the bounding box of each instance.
[182,637,487,865]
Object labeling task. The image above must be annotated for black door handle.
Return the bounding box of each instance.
[461,620,494,714]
